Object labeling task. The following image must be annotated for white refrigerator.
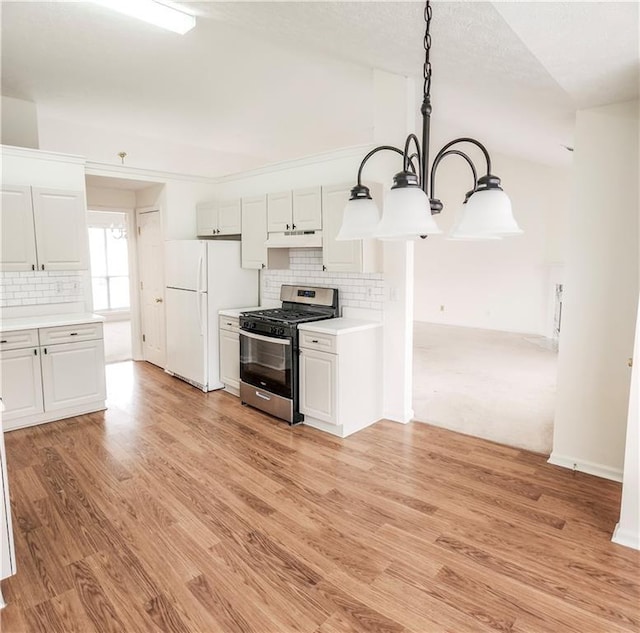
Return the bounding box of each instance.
[165,240,258,391]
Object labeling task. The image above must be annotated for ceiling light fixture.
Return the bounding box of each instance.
[93,0,196,35]
[337,0,522,241]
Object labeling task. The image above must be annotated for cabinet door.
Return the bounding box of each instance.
[0,347,44,420]
[300,348,337,424]
[267,191,293,232]
[41,340,106,412]
[241,195,267,269]
[1,426,16,580]
[292,186,322,231]
[196,202,217,236]
[32,188,88,271]
[0,185,37,272]
[322,183,363,273]
[219,329,240,389]
[217,199,242,235]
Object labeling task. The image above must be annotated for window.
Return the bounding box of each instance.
[88,213,130,312]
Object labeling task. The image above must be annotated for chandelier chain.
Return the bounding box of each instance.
[423,0,432,98]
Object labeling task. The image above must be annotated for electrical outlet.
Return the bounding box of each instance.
[55,281,63,294]
[366,287,373,298]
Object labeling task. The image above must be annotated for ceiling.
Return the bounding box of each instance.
[2,1,638,176]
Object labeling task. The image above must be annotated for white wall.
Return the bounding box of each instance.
[84,165,217,241]
[86,186,136,210]
[1,96,39,149]
[413,152,571,335]
[38,116,259,179]
[551,100,639,481]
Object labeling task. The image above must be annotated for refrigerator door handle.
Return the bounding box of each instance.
[197,252,205,293]
[197,291,204,337]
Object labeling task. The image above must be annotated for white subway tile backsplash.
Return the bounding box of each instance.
[0,270,85,308]
[261,248,383,313]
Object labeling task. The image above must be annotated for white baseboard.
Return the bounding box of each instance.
[4,401,106,432]
[383,408,414,424]
[612,522,640,550]
[548,452,623,482]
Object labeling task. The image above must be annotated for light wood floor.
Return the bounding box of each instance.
[2,361,638,633]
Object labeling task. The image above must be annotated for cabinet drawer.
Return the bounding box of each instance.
[219,316,239,333]
[0,329,39,351]
[299,331,337,354]
[39,322,103,345]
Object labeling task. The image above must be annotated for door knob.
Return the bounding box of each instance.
[155,297,164,303]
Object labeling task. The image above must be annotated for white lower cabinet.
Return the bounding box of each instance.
[219,316,240,395]
[41,340,106,412]
[0,321,106,432]
[299,348,336,423]
[0,347,44,421]
[299,321,383,437]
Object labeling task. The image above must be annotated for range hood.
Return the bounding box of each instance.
[265,231,323,248]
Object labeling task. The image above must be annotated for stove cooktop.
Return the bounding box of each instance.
[243,307,333,325]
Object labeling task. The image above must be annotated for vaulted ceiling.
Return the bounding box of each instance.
[2,1,638,176]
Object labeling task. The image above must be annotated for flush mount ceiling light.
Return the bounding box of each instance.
[337,0,522,242]
[93,0,196,34]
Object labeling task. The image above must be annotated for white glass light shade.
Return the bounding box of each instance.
[93,0,196,34]
[374,186,442,239]
[453,189,522,237]
[336,198,381,240]
[449,204,501,240]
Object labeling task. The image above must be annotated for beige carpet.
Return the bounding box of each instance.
[413,322,558,454]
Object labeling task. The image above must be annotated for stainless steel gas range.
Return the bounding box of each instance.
[239,285,339,424]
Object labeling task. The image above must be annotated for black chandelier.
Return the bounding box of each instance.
[337,0,522,241]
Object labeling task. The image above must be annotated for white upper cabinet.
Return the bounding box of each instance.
[241,195,267,269]
[267,191,293,232]
[196,202,217,236]
[32,188,88,271]
[292,186,322,231]
[0,185,37,272]
[267,187,322,233]
[322,182,382,274]
[0,185,88,272]
[197,199,241,236]
[217,199,242,235]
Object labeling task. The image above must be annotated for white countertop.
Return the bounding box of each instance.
[298,318,382,336]
[0,313,105,333]
[218,306,267,319]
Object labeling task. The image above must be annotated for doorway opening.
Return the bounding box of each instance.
[411,244,562,454]
[84,174,166,370]
[87,210,133,363]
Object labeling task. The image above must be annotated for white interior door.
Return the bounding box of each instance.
[137,211,166,368]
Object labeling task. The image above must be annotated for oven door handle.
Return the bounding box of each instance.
[240,330,291,346]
